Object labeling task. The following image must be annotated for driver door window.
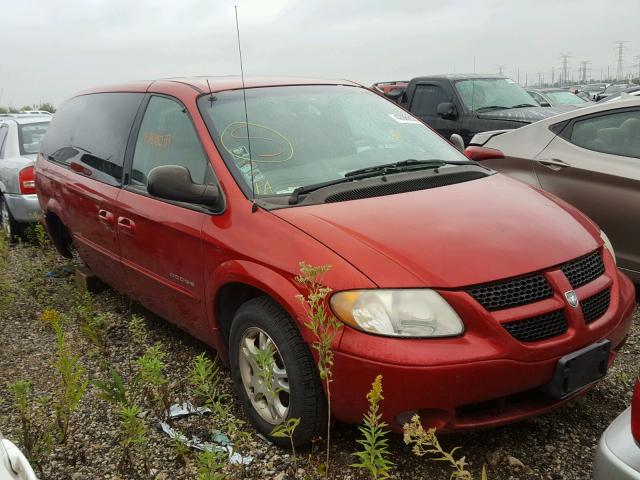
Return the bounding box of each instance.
[569,110,640,159]
[131,96,208,188]
[411,85,449,116]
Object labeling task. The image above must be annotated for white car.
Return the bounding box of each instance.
[0,436,37,480]
[593,377,640,479]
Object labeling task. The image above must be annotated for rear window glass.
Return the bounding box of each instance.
[570,110,640,158]
[41,93,144,186]
[19,122,49,155]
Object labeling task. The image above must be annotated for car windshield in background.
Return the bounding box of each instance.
[454,78,537,112]
[604,84,631,94]
[19,122,49,154]
[198,85,470,200]
[546,91,587,104]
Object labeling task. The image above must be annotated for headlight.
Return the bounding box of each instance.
[600,230,616,265]
[330,289,464,338]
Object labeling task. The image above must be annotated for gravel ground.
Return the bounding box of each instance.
[0,238,638,480]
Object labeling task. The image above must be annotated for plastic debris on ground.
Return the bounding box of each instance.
[159,402,253,465]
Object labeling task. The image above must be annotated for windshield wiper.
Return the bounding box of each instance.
[475,105,509,112]
[511,103,537,108]
[289,159,478,205]
[344,159,447,178]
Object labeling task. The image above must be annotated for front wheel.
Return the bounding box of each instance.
[229,296,326,447]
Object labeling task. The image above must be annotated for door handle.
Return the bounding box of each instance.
[117,216,136,233]
[98,209,115,224]
[537,158,571,171]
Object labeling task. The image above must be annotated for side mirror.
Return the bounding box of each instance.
[384,88,404,102]
[539,101,551,107]
[147,165,219,207]
[436,102,456,119]
[449,134,465,152]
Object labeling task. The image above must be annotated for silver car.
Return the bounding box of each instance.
[0,114,51,239]
[593,378,640,479]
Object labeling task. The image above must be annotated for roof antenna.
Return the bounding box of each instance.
[234,5,257,213]
[205,78,216,106]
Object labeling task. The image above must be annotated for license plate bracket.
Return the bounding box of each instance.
[542,339,611,399]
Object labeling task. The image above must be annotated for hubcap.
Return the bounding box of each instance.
[1,201,11,237]
[238,327,290,425]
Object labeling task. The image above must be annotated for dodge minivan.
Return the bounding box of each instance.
[36,77,636,446]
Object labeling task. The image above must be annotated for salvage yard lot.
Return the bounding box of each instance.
[1,237,638,480]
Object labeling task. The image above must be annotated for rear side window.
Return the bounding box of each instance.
[19,122,49,155]
[569,110,640,159]
[411,85,450,116]
[130,96,208,187]
[41,93,144,186]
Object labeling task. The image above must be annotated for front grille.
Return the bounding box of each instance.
[581,288,611,323]
[323,171,488,203]
[502,310,567,342]
[561,250,604,289]
[466,274,553,311]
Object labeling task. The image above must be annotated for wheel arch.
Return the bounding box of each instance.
[207,260,320,363]
[43,199,72,258]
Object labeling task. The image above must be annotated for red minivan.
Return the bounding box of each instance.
[36,77,636,446]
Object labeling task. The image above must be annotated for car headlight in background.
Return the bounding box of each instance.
[330,289,464,337]
[600,230,616,265]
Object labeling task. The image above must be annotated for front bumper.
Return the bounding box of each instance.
[593,407,640,479]
[4,193,40,223]
[329,269,636,432]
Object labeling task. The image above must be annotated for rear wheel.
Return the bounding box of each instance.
[229,296,326,447]
[0,195,22,242]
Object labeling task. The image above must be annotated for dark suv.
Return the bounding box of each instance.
[375,74,576,144]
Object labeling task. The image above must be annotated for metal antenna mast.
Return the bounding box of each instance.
[614,41,628,81]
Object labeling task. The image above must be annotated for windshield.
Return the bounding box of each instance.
[19,122,49,154]
[198,85,469,199]
[546,91,587,104]
[454,78,537,112]
[605,84,630,94]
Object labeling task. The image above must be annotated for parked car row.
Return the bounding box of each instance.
[0,72,635,477]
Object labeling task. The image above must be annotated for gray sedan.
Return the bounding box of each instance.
[0,115,50,239]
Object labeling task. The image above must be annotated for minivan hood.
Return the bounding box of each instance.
[477,105,577,123]
[273,174,600,288]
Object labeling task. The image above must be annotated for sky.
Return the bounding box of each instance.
[1,0,639,107]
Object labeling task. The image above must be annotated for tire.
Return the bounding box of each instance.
[0,195,23,242]
[229,296,326,448]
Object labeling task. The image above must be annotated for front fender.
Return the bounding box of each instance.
[205,259,344,362]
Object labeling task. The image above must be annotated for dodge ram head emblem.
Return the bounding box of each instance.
[565,290,579,308]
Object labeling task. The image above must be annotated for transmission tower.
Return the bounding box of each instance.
[496,64,506,76]
[614,41,628,81]
[634,55,640,80]
[579,61,591,83]
[560,53,571,86]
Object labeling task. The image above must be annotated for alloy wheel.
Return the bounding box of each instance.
[1,201,11,238]
[237,326,290,425]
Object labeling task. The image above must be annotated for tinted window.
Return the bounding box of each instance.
[19,122,49,154]
[570,110,640,158]
[41,93,144,186]
[528,91,547,105]
[411,85,450,116]
[130,96,208,188]
[0,126,7,158]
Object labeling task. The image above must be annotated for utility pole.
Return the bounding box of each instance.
[551,66,555,86]
[559,53,571,87]
[634,55,640,81]
[614,41,628,81]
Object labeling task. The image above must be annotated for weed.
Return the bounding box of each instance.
[189,352,228,415]
[118,404,149,474]
[51,318,89,442]
[271,417,301,472]
[24,223,50,247]
[295,261,343,477]
[94,367,127,405]
[172,436,192,465]
[196,448,228,480]
[39,307,62,326]
[134,344,170,418]
[128,314,148,346]
[8,380,54,476]
[81,312,111,354]
[403,414,487,480]
[351,375,394,480]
